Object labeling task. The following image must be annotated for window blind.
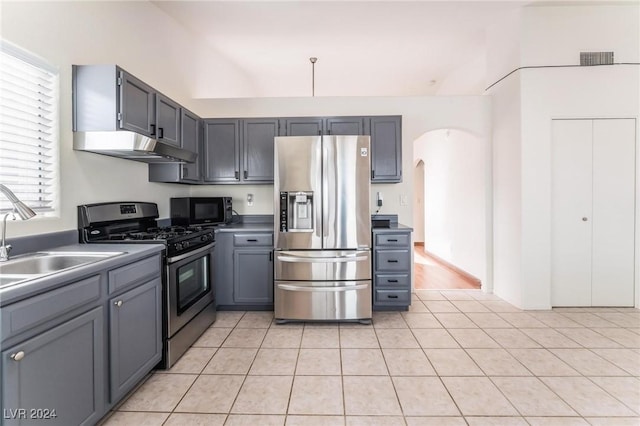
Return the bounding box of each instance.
[0,41,58,214]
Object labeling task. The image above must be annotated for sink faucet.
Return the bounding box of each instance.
[0,184,37,262]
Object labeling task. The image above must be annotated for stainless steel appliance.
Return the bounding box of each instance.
[78,202,216,368]
[170,197,232,226]
[274,135,372,323]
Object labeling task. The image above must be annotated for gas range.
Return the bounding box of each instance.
[78,203,214,258]
[78,201,217,369]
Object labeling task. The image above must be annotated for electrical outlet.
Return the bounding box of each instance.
[247,193,254,206]
[376,192,383,207]
[400,194,408,206]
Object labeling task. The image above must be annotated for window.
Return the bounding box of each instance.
[0,40,58,215]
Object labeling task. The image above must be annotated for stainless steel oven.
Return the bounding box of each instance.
[78,201,217,369]
[166,243,215,337]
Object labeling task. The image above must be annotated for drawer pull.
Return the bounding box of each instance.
[11,351,25,362]
[387,295,399,299]
[388,279,398,283]
[114,300,123,307]
[387,239,398,242]
[246,239,258,242]
[387,259,399,263]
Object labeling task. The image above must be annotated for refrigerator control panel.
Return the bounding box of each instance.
[280,191,314,233]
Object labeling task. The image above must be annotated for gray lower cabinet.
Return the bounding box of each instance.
[0,252,163,425]
[215,231,274,309]
[2,307,105,426]
[373,230,412,309]
[109,278,162,403]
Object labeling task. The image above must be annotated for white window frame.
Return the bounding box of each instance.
[0,40,59,217]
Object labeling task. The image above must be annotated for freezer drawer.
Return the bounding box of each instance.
[275,280,372,321]
[275,250,371,281]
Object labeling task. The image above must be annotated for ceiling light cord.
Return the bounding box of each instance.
[310,57,317,97]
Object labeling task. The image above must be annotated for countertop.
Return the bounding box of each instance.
[0,243,164,306]
[372,223,414,232]
[214,222,274,233]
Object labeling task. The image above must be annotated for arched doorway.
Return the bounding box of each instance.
[412,128,485,290]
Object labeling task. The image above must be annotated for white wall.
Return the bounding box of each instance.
[188,96,492,229]
[490,4,640,308]
[0,1,242,238]
[414,129,486,284]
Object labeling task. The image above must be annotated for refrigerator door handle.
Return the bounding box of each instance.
[278,283,369,292]
[277,253,368,263]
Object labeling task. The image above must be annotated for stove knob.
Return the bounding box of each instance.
[201,235,208,242]
[183,241,190,248]
[175,242,183,251]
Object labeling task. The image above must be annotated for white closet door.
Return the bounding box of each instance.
[551,120,594,307]
[591,119,636,306]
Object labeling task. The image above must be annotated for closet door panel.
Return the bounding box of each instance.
[551,119,593,307]
[591,119,636,306]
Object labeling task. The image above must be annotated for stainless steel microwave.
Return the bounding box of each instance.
[170,197,232,226]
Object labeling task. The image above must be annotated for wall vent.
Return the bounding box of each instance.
[580,51,614,66]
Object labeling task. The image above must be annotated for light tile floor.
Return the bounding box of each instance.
[102,290,640,426]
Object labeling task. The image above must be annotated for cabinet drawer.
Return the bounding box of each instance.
[2,275,101,340]
[375,274,410,287]
[234,234,273,247]
[375,289,411,304]
[108,254,161,294]
[375,233,410,247]
[375,250,410,271]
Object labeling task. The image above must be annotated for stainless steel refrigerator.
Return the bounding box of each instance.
[273,135,372,323]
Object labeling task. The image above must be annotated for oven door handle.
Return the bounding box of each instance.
[167,242,215,263]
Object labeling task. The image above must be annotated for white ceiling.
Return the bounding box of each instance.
[150,1,564,98]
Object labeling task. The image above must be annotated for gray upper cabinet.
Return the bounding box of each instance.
[283,117,324,136]
[243,118,279,182]
[204,118,279,184]
[204,119,241,183]
[120,71,155,136]
[326,116,366,135]
[2,307,105,426]
[148,108,202,184]
[370,116,402,183]
[155,93,181,146]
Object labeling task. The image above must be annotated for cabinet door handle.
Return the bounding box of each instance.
[269,251,273,261]
[244,170,248,179]
[387,295,399,299]
[114,300,123,307]
[183,167,188,177]
[371,170,375,179]
[235,171,239,180]
[10,351,25,362]
[158,127,164,139]
[150,124,156,136]
[387,259,399,263]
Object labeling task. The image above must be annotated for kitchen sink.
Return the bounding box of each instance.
[0,251,125,288]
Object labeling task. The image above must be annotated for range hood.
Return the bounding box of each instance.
[73,131,197,164]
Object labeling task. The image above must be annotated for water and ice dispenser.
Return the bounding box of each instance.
[279,191,314,232]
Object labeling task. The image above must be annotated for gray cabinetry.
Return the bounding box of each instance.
[149,108,202,183]
[155,93,181,146]
[2,307,105,426]
[204,119,241,183]
[370,116,402,183]
[109,278,162,403]
[283,116,365,136]
[215,231,274,309]
[120,71,155,136]
[373,229,412,309]
[0,251,163,425]
[204,118,279,184]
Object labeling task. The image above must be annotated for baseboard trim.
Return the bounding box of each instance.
[414,242,425,247]
[419,248,481,286]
